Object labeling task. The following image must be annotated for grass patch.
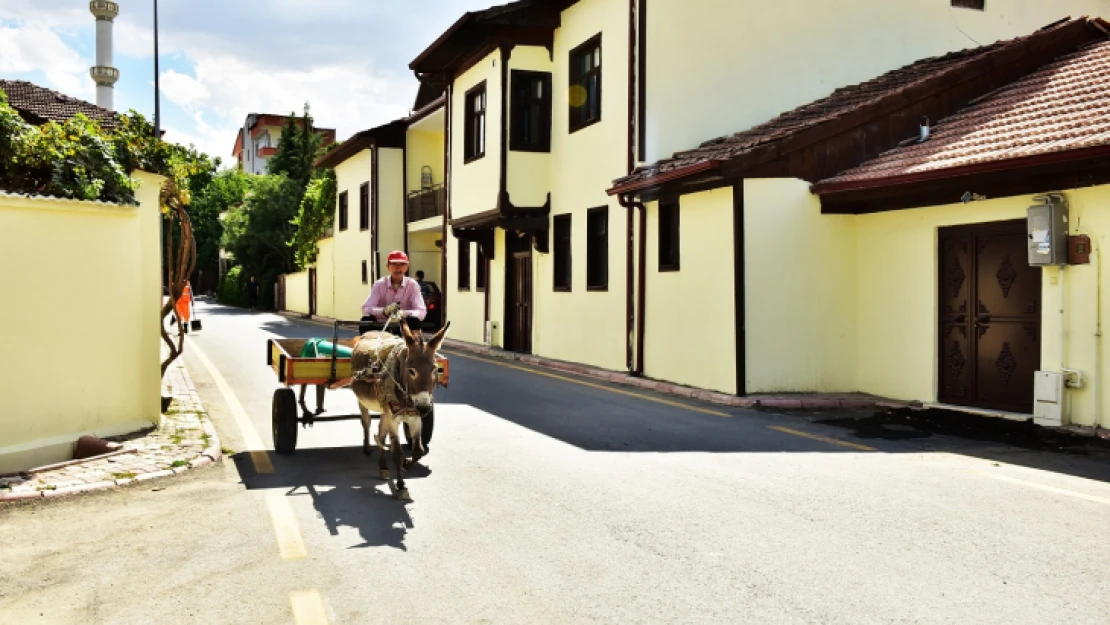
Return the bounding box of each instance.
[35,484,57,491]
[170,460,189,468]
[221,446,236,456]
[111,471,137,481]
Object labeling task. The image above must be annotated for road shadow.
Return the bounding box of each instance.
[236,446,432,551]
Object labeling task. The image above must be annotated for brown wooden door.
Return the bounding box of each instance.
[504,235,533,354]
[308,268,317,317]
[938,221,1041,413]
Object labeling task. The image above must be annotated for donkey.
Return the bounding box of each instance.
[348,320,449,501]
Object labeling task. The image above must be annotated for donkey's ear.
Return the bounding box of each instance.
[399,318,417,345]
[427,320,451,352]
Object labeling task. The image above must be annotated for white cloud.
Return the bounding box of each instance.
[0,24,93,98]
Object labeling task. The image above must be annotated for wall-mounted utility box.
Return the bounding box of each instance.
[1033,370,1066,426]
[1027,194,1069,266]
[1068,234,1091,265]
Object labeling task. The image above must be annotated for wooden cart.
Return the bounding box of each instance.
[266,320,447,455]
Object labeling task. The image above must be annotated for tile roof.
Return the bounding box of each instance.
[814,38,1110,188]
[0,79,120,131]
[609,17,1093,193]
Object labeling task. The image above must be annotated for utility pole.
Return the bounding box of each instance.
[153,0,160,138]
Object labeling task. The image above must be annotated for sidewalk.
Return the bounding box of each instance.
[0,348,222,504]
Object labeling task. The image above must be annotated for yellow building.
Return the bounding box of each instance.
[411,0,631,367]
[609,16,1110,428]
[0,171,165,471]
[284,121,407,320]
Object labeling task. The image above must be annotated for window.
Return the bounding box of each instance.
[569,34,602,132]
[338,191,349,231]
[511,70,552,152]
[658,200,680,272]
[553,214,571,291]
[457,241,471,290]
[476,244,488,291]
[359,182,369,231]
[361,260,368,284]
[464,82,486,162]
[586,206,608,290]
[951,0,985,9]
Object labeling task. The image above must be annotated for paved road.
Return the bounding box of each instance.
[3,298,1110,624]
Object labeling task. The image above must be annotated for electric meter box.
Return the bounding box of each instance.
[1027,195,1069,266]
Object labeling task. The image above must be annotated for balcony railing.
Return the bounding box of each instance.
[406,185,445,223]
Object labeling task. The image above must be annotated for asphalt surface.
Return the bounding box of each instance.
[3,298,1110,624]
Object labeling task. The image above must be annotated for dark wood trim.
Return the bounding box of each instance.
[371,145,380,279]
[402,143,409,254]
[586,205,610,291]
[499,46,510,204]
[359,182,370,232]
[732,182,746,396]
[568,33,603,134]
[636,0,647,163]
[635,200,646,375]
[406,95,445,126]
[607,160,721,195]
[553,213,572,292]
[624,199,634,369]
[508,69,553,153]
[338,190,349,231]
[627,0,636,174]
[820,153,1110,214]
[657,198,679,272]
[457,240,472,291]
[463,80,488,164]
[441,84,451,324]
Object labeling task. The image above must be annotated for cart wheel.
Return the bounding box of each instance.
[404,408,434,449]
[272,388,298,454]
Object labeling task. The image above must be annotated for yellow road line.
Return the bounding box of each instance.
[289,589,330,624]
[188,340,274,474]
[443,350,731,417]
[266,492,308,560]
[976,471,1110,506]
[768,425,877,452]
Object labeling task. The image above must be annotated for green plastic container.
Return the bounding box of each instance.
[300,338,354,358]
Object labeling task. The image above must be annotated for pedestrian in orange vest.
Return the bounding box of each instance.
[175,282,193,333]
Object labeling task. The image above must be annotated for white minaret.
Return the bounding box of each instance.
[89,1,120,110]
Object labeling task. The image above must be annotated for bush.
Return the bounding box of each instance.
[217,266,248,308]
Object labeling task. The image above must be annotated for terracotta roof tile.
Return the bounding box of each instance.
[0,79,120,131]
[610,17,1089,192]
[816,39,1110,186]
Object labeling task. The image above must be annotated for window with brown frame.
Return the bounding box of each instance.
[457,241,471,290]
[586,206,608,290]
[569,34,602,133]
[338,190,349,231]
[464,82,486,162]
[359,182,369,231]
[476,244,488,291]
[951,0,984,9]
[658,200,680,272]
[553,214,571,291]
[361,260,368,284]
[511,70,552,152]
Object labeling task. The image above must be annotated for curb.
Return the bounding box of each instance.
[0,360,222,504]
[440,338,914,413]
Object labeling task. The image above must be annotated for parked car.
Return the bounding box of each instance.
[419,280,442,330]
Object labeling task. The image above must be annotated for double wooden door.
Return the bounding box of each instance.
[938,221,1041,413]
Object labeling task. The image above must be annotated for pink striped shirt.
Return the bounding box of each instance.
[361,276,427,321]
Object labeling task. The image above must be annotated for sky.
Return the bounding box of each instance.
[0,0,494,166]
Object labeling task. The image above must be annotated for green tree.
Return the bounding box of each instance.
[221,174,302,277]
[266,103,324,190]
[289,167,336,269]
[188,169,250,278]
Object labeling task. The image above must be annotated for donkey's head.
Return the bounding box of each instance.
[399,320,450,410]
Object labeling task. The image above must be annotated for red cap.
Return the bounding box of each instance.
[386,250,409,265]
